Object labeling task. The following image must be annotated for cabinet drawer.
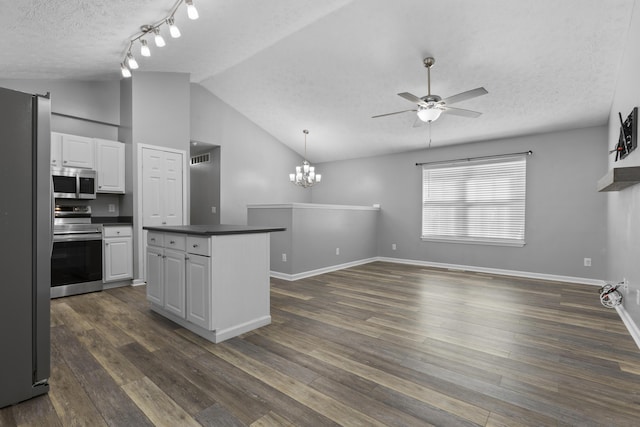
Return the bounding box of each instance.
[104,225,132,238]
[164,233,186,251]
[147,232,164,247]
[187,236,210,256]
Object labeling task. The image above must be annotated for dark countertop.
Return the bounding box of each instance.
[143,224,286,236]
[93,216,133,226]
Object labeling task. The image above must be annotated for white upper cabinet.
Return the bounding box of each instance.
[58,133,95,169]
[94,138,125,193]
[50,132,62,167]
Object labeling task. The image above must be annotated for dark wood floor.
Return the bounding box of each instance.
[2,261,640,426]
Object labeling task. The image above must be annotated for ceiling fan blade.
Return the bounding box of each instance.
[371,109,416,118]
[441,87,488,105]
[443,106,482,118]
[398,92,428,106]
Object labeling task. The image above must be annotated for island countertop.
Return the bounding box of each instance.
[142,224,286,235]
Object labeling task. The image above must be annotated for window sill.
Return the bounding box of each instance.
[421,237,525,247]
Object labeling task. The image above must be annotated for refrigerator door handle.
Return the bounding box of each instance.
[50,176,54,256]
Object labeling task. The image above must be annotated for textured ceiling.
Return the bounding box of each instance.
[0,0,635,162]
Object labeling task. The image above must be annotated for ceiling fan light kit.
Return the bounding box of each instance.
[372,57,488,125]
[120,0,199,78]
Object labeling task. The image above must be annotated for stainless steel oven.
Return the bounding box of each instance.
[51,205,103,298]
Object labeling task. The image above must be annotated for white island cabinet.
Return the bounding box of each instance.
[143,225,285,343]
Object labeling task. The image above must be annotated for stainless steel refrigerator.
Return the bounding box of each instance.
[0,87,51,408]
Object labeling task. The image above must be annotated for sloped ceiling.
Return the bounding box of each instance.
[0,0,635,162]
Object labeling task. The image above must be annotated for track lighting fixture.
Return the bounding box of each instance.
[140,39,151,57]
[119,0,200,78]
[167,17,181,38]
[185,0,199,20]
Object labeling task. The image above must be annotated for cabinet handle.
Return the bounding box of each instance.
[162,222,167,225]
[63,160,68,164]
[105,242,109,246]
[170,240,175,244]
[99,185,102,189]
[117,231,120,234]
[150,238,156,242]
[192,244,198,248]
[185,256,190,260]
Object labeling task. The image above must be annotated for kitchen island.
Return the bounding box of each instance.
[143,224,285,343]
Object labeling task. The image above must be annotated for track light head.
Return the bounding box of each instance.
[185,0,199,20]
[126,52,139,69]
[153,27,166,47]
[140,39,151,57]
[167,17,181,38]
[121,63,132,78]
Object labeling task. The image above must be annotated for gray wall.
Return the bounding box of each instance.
[190,145,221,225]
[125,72,192,280]
[606,0,640,325]
[190,84,311,225]
[312,126,608,281]
[248,204,379,276]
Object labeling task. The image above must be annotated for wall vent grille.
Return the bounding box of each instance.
[191,152,211,166]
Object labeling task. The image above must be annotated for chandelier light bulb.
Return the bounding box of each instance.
[167,17,181,38]
[153,28,166,47]
[185,0,199,20]
[127,53,139,69]
[140,39,151,57]
[120,63,132,78]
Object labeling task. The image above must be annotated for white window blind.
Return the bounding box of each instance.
[421,154,527,246]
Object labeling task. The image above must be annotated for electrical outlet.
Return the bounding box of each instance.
[211,206,217,214]
[336,248,340,255]
[621,278,629,292]
[281,253,287,262]
[108,204,115,213]
[584,258,591,267]
[392,243,397,250]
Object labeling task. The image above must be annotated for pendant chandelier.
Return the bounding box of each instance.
[289,129,322,188]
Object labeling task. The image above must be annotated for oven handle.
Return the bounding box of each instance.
[53,233,103,242]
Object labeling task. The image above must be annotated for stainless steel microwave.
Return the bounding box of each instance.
[52,167,96,199]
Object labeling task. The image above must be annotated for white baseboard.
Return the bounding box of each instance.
[616,305,640,351]
[270,258,378,281]
[376,256,604,286]
[271,256,603,287]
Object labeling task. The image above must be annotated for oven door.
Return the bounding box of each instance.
[51,234,103,298]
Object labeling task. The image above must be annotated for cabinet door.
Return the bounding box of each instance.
[95,139,125,193]
[186,254,211,329]
[50,132,62,167]
[61,134,94,169]
[104,237,133,282]
[146,246,164,306]
[163,248,186,318]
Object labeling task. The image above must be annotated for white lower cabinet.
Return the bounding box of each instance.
[103,226,133,283]
[144,230,271,343]
[186,253,211,329]
[163,248,186,318]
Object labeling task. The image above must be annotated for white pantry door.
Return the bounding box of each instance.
[142,147,183,226]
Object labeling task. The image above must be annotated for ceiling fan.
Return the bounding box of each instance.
[372,57,488,126]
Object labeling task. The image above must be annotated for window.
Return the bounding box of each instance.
[421,155,527,246]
